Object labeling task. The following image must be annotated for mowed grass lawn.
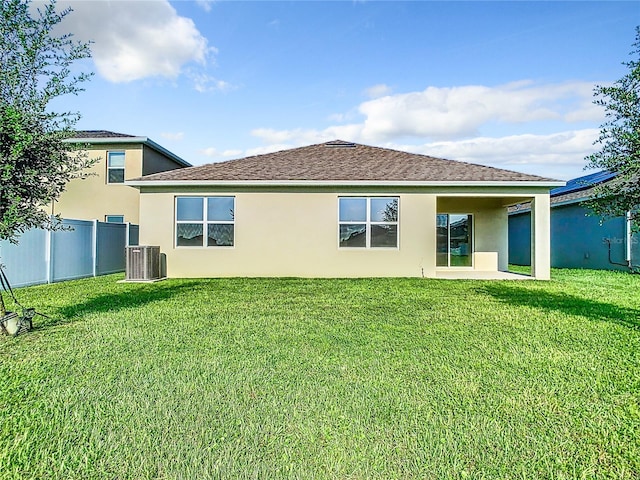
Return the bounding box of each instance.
[1,270,639,479]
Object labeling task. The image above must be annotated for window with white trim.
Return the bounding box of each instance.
[175,196,235,247]
[107,151,125,184]
[339,197,398,248]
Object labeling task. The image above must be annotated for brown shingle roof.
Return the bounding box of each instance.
[71,130,137,139]
[135,140,557,183]
[509,188,593,214]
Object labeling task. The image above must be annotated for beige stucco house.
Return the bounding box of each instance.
[128,140,562,279]
[53,130,190,224]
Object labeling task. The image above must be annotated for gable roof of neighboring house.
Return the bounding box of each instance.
[65,130,191,167]
[509,170,614,214]
[549,170,616,205]
[128,140,561,187]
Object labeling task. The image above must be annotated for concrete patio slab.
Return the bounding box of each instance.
[435,270,533,280]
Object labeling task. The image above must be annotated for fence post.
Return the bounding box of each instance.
[46,220,53,284]
[125,222,131,247]
[92,219,98,278]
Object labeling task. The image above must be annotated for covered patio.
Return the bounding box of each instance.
[435,270,532,280]
[435,192,551,280]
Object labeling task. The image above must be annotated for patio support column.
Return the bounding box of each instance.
[531,194,551,280]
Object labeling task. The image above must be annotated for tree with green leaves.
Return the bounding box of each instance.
[0,0,93,316]
[584,26,640,226]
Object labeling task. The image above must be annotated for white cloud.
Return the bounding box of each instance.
[211,81,603,178]
[160,132,184,141]
[356,80,601,141]
[390,129,600,179]
[250,128,312,144]
[327,113,346,122]
[196,0,215,12]
[187,145,280,164]
[222,149,243,157]
[364,83,392,99]
[251,125,364,145]
[196,147,255,162]
[394,129,598,165]
[58,0,211,83]
[246,80,603,179]
[190,73,235,93]
[244,144,294,157]
[199,147,219,157]
[250,81,602,147]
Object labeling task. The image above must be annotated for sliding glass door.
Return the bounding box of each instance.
[436,214,473,267]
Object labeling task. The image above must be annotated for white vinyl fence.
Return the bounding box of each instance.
[0,219,139,288]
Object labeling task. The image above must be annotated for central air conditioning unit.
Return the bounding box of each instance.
[126,246,161,281]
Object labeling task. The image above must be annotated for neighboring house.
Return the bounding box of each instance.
[52,130,191,224]
[128,140,562,279]
[509,171,639,270]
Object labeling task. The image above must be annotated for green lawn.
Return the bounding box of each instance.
[1,270,639,479]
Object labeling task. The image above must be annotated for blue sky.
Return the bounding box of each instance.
[53,1,639,180]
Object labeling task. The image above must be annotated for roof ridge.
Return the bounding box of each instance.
[72,130,137,138]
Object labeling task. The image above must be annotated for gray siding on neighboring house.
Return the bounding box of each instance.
[552,204,628,270]
[508,211,531,266]
[142,145,185,175]
[509,204,629,270]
